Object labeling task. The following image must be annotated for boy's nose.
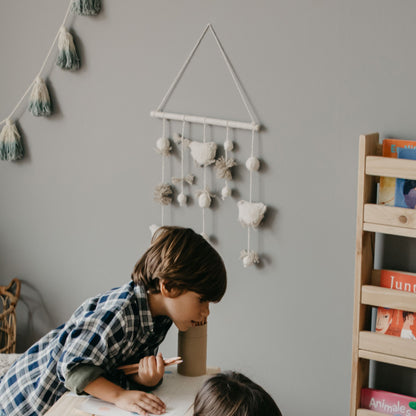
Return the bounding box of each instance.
[201,302,210,318]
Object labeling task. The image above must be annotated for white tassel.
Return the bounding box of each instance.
[28,77,52,117]
[0,120,23,161]
[57,27,80,70]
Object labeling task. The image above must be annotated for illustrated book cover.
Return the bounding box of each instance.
[361,388,416,416]
[394,147,416,208]
[376,270,416,339]
[378,138,416,206]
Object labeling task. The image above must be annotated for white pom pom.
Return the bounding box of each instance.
[221,184,232,200]
[198,192,212,208]
[201,232,209,241]
[240,250,260,267]
[245,156,260,171]
[224,139,234,152]
[149,224,160,236]
[156,137,171,155]
[177,192,187,207]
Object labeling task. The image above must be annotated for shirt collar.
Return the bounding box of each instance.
[134,282,172,334]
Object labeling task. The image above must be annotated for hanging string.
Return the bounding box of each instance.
[202,120,207,236]
[249,126,255,203]
[224,122,229,190]
[155,24,259,126]
[160,117,167,226]
[180,117,186,197]
[0,1,73,126]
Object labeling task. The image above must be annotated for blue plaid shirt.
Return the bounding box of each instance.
[0,282,172,416]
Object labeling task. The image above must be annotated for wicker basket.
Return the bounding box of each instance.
[0,278,21,354]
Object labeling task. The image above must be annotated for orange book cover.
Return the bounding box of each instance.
[378,138,416,205]
[376,269,416,339]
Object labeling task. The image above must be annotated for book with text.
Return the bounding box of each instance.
[379,138,416,206]
[361,388,416,416]
[376,270,416,339]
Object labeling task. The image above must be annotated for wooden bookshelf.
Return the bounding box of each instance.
[350,133,416,416]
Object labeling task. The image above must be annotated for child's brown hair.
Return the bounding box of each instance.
[193,371,282,416]
[131,226,227,302]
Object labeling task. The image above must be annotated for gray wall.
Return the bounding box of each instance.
[1,1,416,414]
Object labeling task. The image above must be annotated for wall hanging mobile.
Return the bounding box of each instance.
[0,0,101,161]
[151,23,267,267]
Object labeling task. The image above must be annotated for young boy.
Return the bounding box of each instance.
[0,226,227,416]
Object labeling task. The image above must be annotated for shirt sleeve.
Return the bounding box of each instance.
[65,364,106,394]
[56,307,129,386]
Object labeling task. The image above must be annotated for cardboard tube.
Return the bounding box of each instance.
[177,324,207,376]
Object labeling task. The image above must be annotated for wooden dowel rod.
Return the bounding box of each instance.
[150,111,261,132]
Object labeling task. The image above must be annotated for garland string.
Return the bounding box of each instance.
[0,1,74,125]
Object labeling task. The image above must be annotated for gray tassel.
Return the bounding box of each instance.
[57,27,80,70]
[28,77,52,117]
[0,120,24,161]
[72,0,101,16]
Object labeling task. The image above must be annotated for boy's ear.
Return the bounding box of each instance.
[159,280,183,298]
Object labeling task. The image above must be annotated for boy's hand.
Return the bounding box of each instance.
[114,390,166,415]
[135,352,165,387]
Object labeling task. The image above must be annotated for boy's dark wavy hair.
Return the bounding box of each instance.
[193,371,282,416]
[131,226,227,302]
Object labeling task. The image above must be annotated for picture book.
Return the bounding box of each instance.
[361,388,416,416]
[395,147,416,208]
[380,269,416,294]
[379,138,416,206]
[376,270,416,339]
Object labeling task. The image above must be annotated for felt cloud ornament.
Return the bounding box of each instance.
[196,189,215,208]
[240,249,260,268]
[0,120,23,161]
[237,200,267,228]
[174,133,217,166]
[149,224,160,236]
[153,183,173,206]
[57,27,80,70]
[215,156,237,181]
[29,77,52,117]
[155,137,171,156]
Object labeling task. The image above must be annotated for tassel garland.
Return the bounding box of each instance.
[28,77,52,117]
[72,0,101,16]
[57,27,80,70]
[0,120,24,161]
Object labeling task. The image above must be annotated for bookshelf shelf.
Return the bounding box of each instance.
[361,285,416,312]
[366,155,416,179]
[357,409,388,416]
[350,133,416,416]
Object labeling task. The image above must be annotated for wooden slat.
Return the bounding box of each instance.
[359,349,416,370]
[359,331,416,360]
[350,133,379,416]
[366,156,416,179]
[361,285,416,312]
[357,410,388,416]
[364,204,416,230]
[363,222,416,238]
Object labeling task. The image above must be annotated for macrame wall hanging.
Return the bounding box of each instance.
[151,24,267,268]
[0,0,101,161]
